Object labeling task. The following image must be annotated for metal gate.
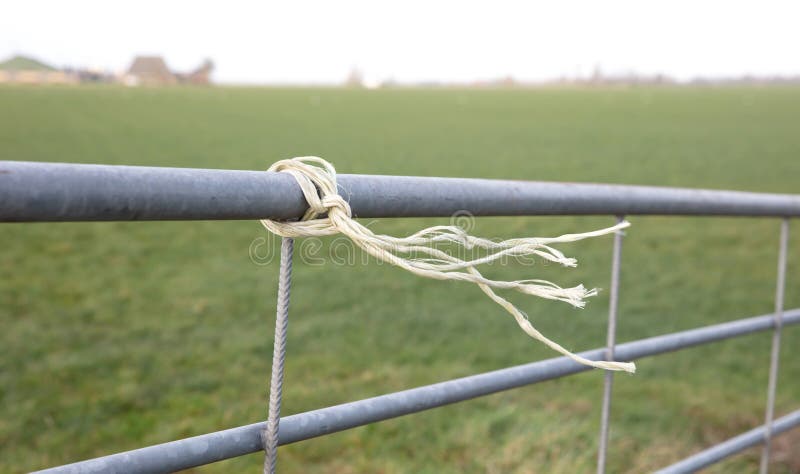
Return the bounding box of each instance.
[2,161,797,473]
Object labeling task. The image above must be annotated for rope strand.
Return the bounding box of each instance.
[261,157,635,373]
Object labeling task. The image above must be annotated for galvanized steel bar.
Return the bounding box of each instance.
[655,409,800,474]
[34,308,800,474]
[759,219,790,474]
[597,216,624,474]
[4,161,800,222]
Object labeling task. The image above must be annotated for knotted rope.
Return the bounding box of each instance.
[261,157,636,373]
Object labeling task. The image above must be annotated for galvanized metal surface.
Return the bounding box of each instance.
[34,308,800,474]
[9,162,799,473]
[760,219,790,474]
[597,216,624,474]
[4,161,800,222]
[655,409,800,474]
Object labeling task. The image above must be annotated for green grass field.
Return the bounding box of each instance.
[1,86,799,473]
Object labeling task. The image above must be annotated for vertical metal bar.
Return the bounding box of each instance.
[597,215,625,474]
[759,219,789,474]
[264,237,294,474]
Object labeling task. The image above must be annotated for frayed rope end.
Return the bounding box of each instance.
[261,156,637,374]
[603,361,636,373]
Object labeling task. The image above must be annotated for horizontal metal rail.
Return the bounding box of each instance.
[35,308,800,474]
[655,409,800,474]
[3,161,800,222]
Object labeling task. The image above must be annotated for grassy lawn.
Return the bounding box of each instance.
[1,85,799,473]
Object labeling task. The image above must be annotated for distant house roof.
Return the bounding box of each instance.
[0,55,57,71]
[127,56,176,83]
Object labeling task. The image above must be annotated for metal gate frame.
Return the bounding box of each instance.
[2,161,797,474]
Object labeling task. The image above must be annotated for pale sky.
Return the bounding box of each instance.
[2,0,799,85]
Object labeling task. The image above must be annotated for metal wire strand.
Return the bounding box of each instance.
[597,216,625,474]
[263,237,294,474]
[759,219,789,474]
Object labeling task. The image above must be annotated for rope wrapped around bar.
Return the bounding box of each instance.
[261,157,635,373]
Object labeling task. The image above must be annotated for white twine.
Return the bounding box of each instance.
[261,157,636,373]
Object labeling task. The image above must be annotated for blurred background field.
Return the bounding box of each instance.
[1,86,799,473]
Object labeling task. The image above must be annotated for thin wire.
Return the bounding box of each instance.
[597,215,625,474]
[759,219,789,474]
[264,237,294,474]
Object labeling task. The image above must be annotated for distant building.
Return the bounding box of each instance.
[0,55,78,85]
[344,67,364,88]
[125,56,177,86]
[125,56,214,86]
[72,67,115,84]
[175,59,214,85]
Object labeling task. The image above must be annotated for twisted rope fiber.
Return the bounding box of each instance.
[263,238,294,474]
[261,157,636,373]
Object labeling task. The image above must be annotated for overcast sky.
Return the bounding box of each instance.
[2,0,799,84]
